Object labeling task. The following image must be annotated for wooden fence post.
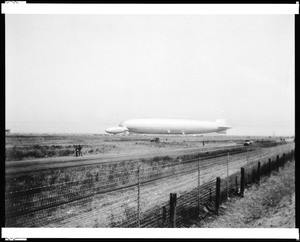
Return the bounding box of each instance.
[268,158,271,177]
[197,157,201,214]
[169,193,177,228]
[162,206,167,227]
[276,155,279,172]
[235,176,238,195]
[240,168,245,197]
[137,161,141,228]
[215,177,221,216]
[226,152,229,199]
[282,153,286,168]
[257,162,261,185]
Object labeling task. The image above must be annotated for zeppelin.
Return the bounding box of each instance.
[105,118,232,135]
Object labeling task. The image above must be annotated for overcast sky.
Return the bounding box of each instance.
[5,14,294,136]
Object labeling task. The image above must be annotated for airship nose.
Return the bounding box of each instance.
[105,126,128,134]
[105,128,113,133]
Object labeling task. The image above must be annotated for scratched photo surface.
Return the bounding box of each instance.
[5,14,295,229]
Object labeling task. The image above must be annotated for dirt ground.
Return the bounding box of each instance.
[6,143,293,227]
[5,134,285,174]
[5,133,294,228]
[5,134,279,160]
[186,160,295,228]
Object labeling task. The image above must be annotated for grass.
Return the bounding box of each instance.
[184,158,295,228]
[5,134,293,227]
[6,145,75,161]
[5,134,281,161]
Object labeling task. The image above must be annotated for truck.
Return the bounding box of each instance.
[244,140,252,146]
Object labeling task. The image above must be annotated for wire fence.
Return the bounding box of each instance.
[5,142,294,227]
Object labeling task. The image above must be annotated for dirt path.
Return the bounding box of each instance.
[188,160,295,228]
[6,143,237,175]
[6,143,293,227]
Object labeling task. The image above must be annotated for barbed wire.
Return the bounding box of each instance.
[7,144,280,196]
[5,146,249,195]
[5,144,294,227]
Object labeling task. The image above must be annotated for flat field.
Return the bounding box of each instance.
[5,133,279,161]
[5,134,293,227]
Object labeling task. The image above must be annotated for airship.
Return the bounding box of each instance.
[105,118,231,135]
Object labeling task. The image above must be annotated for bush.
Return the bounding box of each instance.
[153,156,161,162]
[162,156,171,161]
[58,149,73,157]
[6,146,26,160]
[6,145,75,161]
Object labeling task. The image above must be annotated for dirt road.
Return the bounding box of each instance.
[6,142,238,175]
[6,143,294,227]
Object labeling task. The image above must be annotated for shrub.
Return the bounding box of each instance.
[58,149,73,157]
[153,156,161,162]
[162,156,171,161]
[6,145,75,161]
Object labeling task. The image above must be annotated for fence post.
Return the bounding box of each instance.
[162,206,167,227]
[240,168,245,197]
[215,177,221,216]
[169,193,177,228]
[268,158,271,177]
[235,176,238,195]
[226,152,229,199]
[257,162,261,185]
[137,161,141,228]
[197,157,201,214]
[282,153,286,168]
[260,147,262,164]
[276,155,279,172]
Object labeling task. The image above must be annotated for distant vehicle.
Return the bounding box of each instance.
[244,140,252,146]
[105,118,232,135]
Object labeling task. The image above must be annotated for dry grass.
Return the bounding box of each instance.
[187,159,295,228]
[5,134,279,161]
[5,134,293,227]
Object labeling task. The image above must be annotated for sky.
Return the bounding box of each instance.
[5,14,295,136]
